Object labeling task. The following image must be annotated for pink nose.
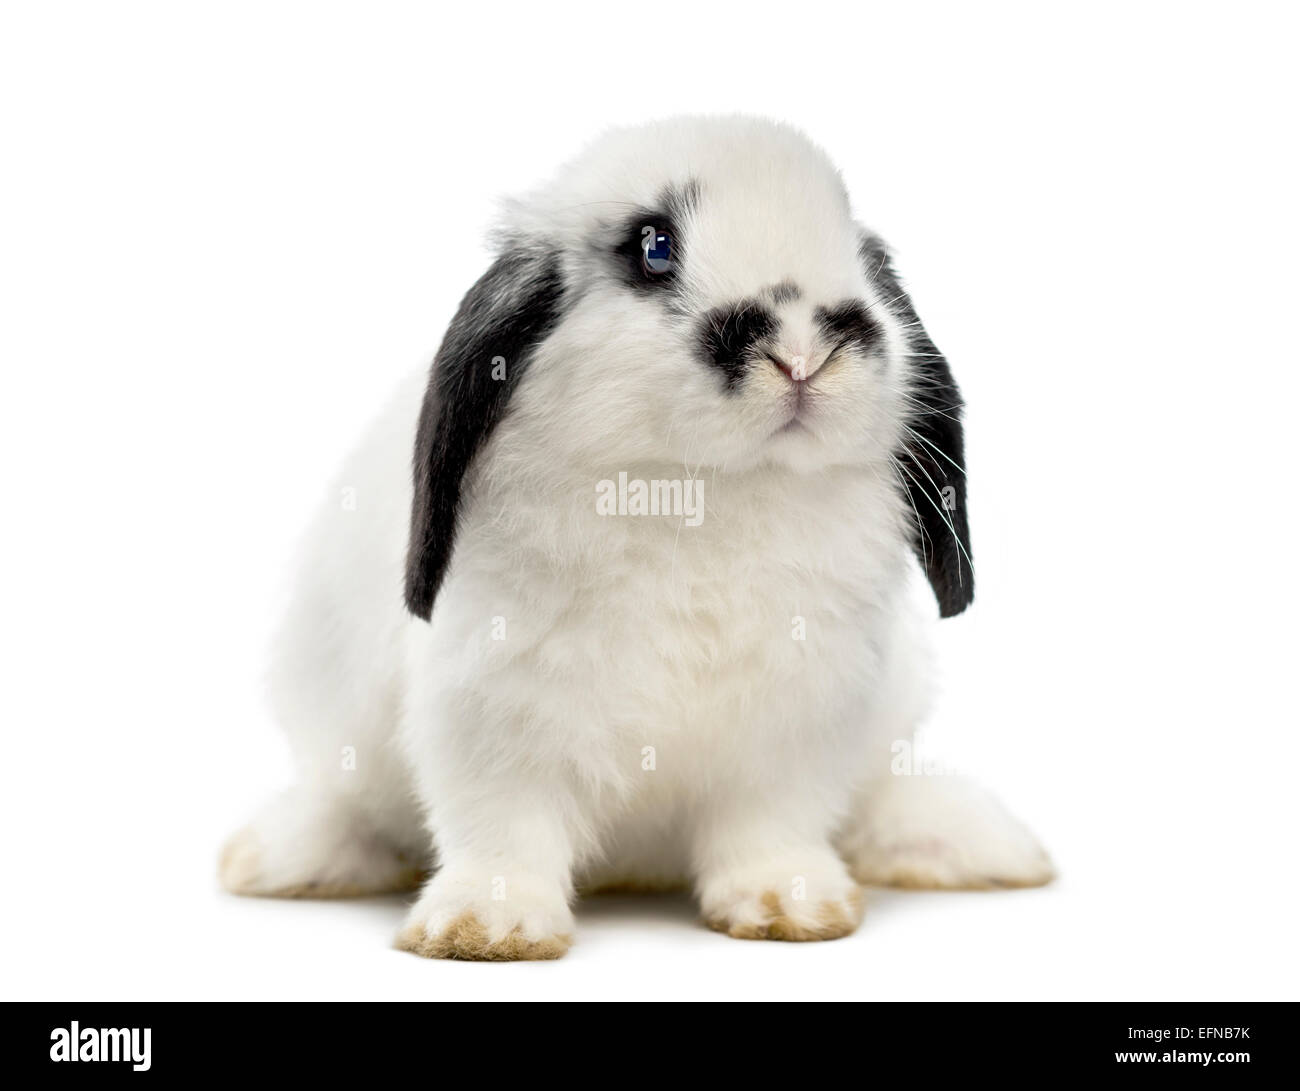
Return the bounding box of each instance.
[771,354,813,382]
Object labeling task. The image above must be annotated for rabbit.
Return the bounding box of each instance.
[220,115,1054,960]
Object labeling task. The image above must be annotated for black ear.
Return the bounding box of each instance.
[404,245,565,621]
[860,234,974,617]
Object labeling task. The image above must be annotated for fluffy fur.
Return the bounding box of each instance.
[221,117,1053,959]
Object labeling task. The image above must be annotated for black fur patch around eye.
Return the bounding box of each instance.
[611,182,698,294]
[815,300,882,351]
[698,300,777,390]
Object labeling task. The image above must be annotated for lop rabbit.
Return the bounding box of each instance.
[221,116,1053,960]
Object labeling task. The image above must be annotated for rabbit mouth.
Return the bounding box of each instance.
[774,396,814,435]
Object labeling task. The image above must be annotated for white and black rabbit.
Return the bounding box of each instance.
[221,116,1053,960]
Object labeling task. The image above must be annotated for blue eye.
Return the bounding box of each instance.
[642,229,673,274]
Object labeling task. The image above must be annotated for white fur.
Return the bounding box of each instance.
[222,117,1052,956]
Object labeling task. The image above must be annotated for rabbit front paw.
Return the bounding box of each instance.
[699,854,864,941]
[396,868,574,961]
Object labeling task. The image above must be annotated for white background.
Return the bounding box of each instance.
[2,1,1297,1001]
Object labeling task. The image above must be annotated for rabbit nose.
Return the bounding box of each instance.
[770,351,818,383]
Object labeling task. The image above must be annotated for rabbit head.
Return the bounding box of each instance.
[405,116,972,621]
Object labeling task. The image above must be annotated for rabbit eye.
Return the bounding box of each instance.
[617,213,680,291]
[641,229,673,275]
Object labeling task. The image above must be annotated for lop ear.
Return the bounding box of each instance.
[404,245,565,621]
[860,233,974,617]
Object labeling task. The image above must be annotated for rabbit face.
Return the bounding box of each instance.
[502,117,910,477]
[406,117,972,621]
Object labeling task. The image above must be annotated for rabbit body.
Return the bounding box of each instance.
[221,117,1052,958]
